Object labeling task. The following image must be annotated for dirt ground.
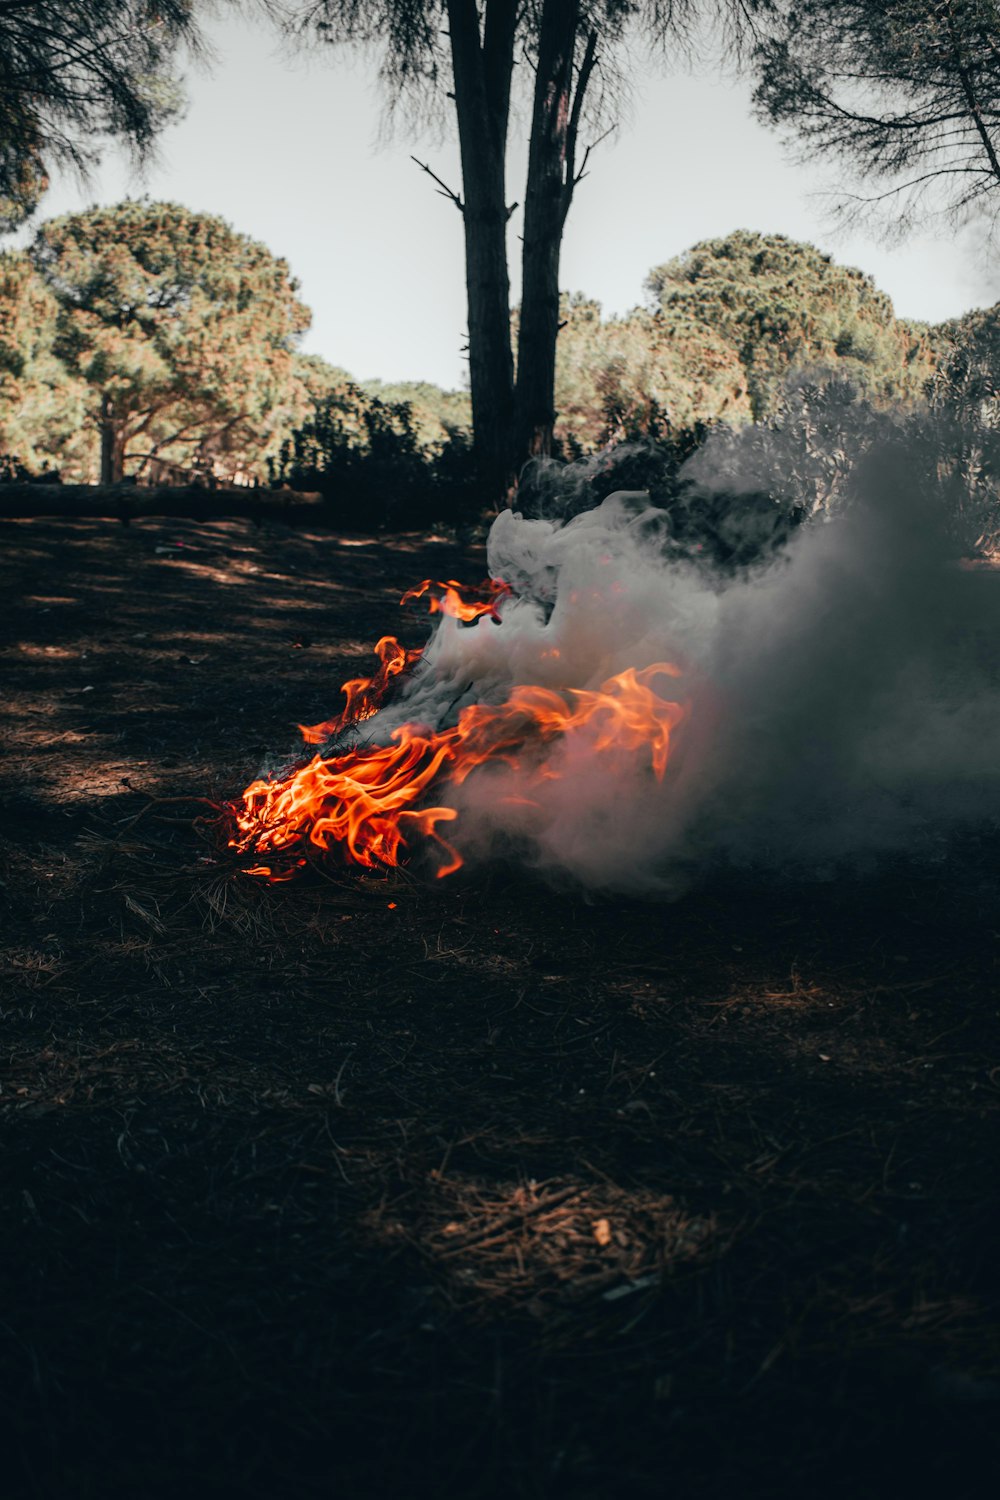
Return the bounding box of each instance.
[2,515,999,1500]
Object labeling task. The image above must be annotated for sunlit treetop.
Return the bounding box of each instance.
[29,199,312,483]
[646,230,934,417]
[550,291,752,451]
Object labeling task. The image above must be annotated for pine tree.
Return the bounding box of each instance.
[646,231,934,418]
[290,1,763,499]
[31,200,312,485]
[0,2,208,227]
[0,250,92,475]
[752,1,1000,235]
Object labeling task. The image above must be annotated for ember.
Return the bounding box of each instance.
[228,576,686,881]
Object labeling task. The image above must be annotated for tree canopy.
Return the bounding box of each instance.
[0,2,211,229]
[752,1,1000,235]
[645,230,934,418]
[0,250,91,474]
[551,292,752,451]
[4,199,997,521]
[30,200,312,484]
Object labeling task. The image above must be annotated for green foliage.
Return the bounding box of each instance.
[683,368,1000,557]
[361,378,472,453]
[0,155,49,234]
[546,234,933,452]
[645,230,934,419]
[516,420,809,572]
[752,1,1000,234]
[551,292,752,453]
[932,303,1000,420]
[683,377,892,519]
[283,356,472,467]
[0,2,203,222]
[920,304,1000,550]
[0,250,93,476]
[31,200,312,483]
[2,185,997,559]
[269,374,476,528]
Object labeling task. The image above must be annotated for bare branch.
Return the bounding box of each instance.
[563,26,598,197]
[572,124,615,187]
[410,153,464,212]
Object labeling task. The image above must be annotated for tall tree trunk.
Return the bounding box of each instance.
[99,393,125,485]
[447,0,518,504]
[515,0,584,469]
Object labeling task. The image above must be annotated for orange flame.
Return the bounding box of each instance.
[297,635,424,746]
[295,581,510,747]
[400,577,513,623]
[230,663,685,881]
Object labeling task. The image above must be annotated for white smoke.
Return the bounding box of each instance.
[360,473,1000,893]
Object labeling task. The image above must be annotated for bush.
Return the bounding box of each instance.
[268,381,479,531]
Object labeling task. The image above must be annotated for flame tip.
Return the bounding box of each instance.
[231,570,685,885]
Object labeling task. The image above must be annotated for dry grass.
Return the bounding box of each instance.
[1,516,999,1499]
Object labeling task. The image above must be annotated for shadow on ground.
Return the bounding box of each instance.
[1,518,999,1499]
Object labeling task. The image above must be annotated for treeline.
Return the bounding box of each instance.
[0,201,471,508]
[2,201,1000,532]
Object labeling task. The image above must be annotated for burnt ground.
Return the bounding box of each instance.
[1,515,999,1500]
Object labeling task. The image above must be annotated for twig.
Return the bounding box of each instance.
[117,796,224,834]
[411,156,464,213]
[437,1185,583,1259]
[573,124,616,189]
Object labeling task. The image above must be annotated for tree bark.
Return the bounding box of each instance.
[99,392,125,486]
[446,0,518,503]
[515,0,583,468]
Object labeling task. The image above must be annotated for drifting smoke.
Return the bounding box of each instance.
[353,443,1000,894]
[232,405,1000,894]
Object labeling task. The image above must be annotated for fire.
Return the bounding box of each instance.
[228,577,686,882]
[298,636,422,746]
[400,576,513,623]
[296,580,510,745]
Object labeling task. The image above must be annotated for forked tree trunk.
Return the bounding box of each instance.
[447,0,518,503]
[444,2,600,499]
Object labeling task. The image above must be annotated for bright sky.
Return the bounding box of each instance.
[19,13,1000,391]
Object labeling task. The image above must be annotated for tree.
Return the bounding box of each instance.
[550,234,935,450]
[270,363,477,527]
[31,200,312,484]
[0,2,212,228]
[645,230,934,417]
[287,355,471,466]
[752,1,1000,237]
[0,249,93,475]
[361,377,471,453]
[550,291,751,451]
[290,1,758,501]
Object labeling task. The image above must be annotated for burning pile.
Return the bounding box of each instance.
[228,568,686,882]
[227,485,1000,893]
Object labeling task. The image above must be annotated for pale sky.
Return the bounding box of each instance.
[18,13,1000,391]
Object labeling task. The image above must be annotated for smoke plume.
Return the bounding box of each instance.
[366,451,1000,894]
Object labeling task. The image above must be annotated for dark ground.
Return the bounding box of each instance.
[1,516,999,1500]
